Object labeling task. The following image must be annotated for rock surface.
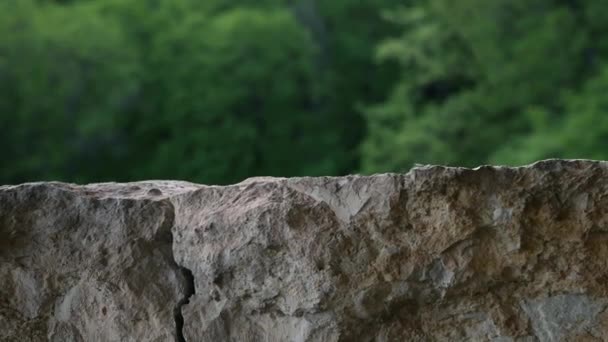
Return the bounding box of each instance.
[2,159,608,341]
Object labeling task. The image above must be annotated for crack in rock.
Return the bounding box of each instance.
[174,266,196,342]
[157,200,196,342]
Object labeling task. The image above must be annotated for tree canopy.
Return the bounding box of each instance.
[2,0,608,184]
[363,0,608,172]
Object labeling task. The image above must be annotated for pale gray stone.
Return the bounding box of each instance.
[521,294,607,342]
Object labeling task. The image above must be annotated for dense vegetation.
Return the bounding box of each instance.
[2,0,607,184]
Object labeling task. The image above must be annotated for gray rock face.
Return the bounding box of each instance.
[2,160,608,341]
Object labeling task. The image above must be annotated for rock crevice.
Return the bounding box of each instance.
[174,266,195,342]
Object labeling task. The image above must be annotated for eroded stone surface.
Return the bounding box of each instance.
[0,182,198,342]
[2,160,608,341]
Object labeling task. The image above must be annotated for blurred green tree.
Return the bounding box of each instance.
[304,0,402,173]
[131,7,339,184]
[0,0,139,183]
[492,67,608,163]
[361,0,599,172]
[4,0,608,184]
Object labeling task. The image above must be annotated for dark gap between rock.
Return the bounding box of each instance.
[174,266,196,342]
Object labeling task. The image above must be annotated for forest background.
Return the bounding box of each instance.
[3,0,607,184]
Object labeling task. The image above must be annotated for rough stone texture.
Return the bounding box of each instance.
[2,160,608,341]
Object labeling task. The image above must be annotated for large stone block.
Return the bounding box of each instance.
[2,160,608,341]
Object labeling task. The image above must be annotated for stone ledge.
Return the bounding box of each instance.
[2,159,608,341]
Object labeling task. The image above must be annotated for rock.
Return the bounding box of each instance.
[2,160,608,341]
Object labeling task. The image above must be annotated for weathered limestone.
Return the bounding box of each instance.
[2,160,608,341]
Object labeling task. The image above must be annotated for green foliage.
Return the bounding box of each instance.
[2,0,391,184]
[3,0,608,184]
[0,0,138,182]
[139,7,337,184]
[362,0,607,173]
[492,67,608,164]
[313,0,401,172]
